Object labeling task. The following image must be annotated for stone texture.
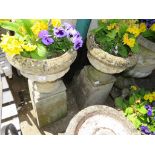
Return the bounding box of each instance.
[6,50,77,82]
[124,35,155,78]
[65,105,139,135]
[71,66,116,109]
[28,80,67,127]
[87,35,137,74]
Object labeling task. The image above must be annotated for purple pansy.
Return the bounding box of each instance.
[42,37,54,46]
[73,37,83,50]
[53,27,66,38]
[145,104,152,117]
[140,126,150,135]
[38,30,54,45]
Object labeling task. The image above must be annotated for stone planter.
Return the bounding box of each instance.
[6,50,77,82]
[87,35,137,74]
[124,35,155,78]
[65,105,139,135]
[6,50,77,127]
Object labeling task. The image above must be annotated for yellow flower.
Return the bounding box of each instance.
[149,96,153,102]
[139,23,146,33]
[22,43,37,52]
[123,33,135,48]
[130,85,137,91]
[18,26,26,35]
[107,23,116,30]
[144,94,149,101]
[51,19,61,27]
[150,23,155,31]
[135,99,141,104]
[127,25,140,37]
[0,34,23,55]
[31,21,48,37]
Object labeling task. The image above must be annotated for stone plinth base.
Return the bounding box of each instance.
[72,66,116,109]
[28,80,67,127]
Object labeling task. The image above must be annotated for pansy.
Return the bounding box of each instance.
[53,27,66,38]
[73,37,83,50]
[38,30,54,45]
[140,126,150,135]
[145,104,152,117]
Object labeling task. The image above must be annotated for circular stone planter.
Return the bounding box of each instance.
[124,35,155,78]
[65,105,139,135]
[87,35,137,74]
[6,50,77,82]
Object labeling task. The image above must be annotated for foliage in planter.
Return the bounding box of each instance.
[91,19,144,58]
[0,19,83,60]
[139,19,155,42]
[115,86,155,135]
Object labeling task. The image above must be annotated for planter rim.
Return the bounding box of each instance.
[87,34,137,68]
[138,35,155,52]
[6,49,75,62]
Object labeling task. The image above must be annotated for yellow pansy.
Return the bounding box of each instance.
[130,85,137,91]
[0,34,23,55]
[150,23,155,31]
[31,21,48,37]
[139,23,147,33]
[22,43,37,52]
[107,23,116,30]
[51,19,61,27]
[123,33,135,48]
[127,25,140,37]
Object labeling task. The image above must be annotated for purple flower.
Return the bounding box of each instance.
[140,126,150,135]
[73,37,83,50]
[145,104,152,117]
[53,27,66,38]
[42,37,54,45]
[38,30,54,45]
[63,22,75,31]
[38,30,49,38]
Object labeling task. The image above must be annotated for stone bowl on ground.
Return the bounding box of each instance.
[86,35,137,74]
[124,35,155,78]
[65,105,140,135]
[6,50,77,82]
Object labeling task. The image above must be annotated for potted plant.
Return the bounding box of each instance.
[0,19,83,82]
[87,19,142,74]
[125,19,155,78]
[115,86,155,135]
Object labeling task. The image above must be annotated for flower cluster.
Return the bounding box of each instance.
[0,19,83,59]
[139,19,155,42]
[115,86,155,135]
[93,19,142,58]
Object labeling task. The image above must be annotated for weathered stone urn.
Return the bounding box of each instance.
[65,105,139,135]
[6,50,77,127]
[87,35,137,74]
[124,35,155,78]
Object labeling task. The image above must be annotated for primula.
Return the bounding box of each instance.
[22,43,37,52]
[127,25,140,37]
[150,23,155,31]
[51,19,61,27]
[139,23,147,33]
[31,21,48,37]
[130,85,137,91]
[0,34,23,55]
[107,23,116,30]
[123,33,135,48]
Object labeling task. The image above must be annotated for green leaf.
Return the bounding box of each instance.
[115,97,126,110]
[106,30,117,40]
[127,115,142,128]
[30,51,45,60]
[125,107,134,115]
[118,23,128,38]
[0,21,23,36]
[37,44,47,58]
[129,96,135,105]
[137,106,148,115]
[131,42,140,53]
[118,44,128,58]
